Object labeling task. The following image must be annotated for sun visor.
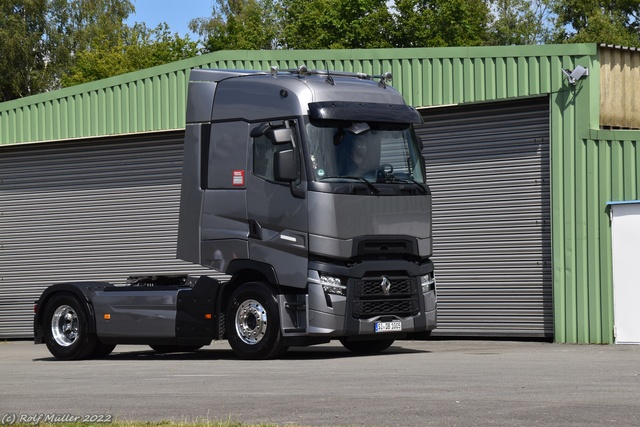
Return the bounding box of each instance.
[308,101,423,124]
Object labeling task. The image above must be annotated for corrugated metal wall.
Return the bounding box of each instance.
[1,45,595,146]
[0,72,190,144]
[4,44,640,343]
[552,129,640,344]
[418,97,552,337]
[599,45,640,129]
[0,131,215,338]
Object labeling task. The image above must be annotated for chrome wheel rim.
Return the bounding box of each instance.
[51,305,79,347]
[235,299,267,345]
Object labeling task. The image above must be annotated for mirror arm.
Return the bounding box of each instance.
[285,120,305,199]
[290,182,305,199]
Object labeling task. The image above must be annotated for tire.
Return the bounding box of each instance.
[149,345,204,354]
[43,293,99,360]
[340,338,395,354]
[226,282,287,360]
[92,343,116,358]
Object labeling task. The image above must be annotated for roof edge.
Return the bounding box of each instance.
[0,44,598,112]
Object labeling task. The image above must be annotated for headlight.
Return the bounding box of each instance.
[320,275,346,296]
[421,272,436,293]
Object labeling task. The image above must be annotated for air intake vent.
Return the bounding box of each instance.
[354,237,419,258]
[351,275,420,319]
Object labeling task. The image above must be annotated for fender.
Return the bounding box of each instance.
[33,282,112,343]
[226,259,278,285]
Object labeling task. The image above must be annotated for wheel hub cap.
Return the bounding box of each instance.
[235,299,267,345]
[51,305,79,347]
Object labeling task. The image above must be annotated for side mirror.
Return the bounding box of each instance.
[274,149,297,182]
[250,123,292,145]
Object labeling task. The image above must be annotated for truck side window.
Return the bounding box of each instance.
[252,134,293,182]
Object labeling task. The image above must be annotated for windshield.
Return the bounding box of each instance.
[305,119,425,184]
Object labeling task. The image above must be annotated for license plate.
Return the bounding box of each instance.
[375,321,402,333]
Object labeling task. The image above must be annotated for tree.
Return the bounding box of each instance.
[62,23,198,86]
[551,0,640,46]
[189,0,281,52]
[0,0,65,101]
[1,0,202,98]
[488,0,554,45]
[391,0,491,48]
[281,0,393,49]
[0,0,137,100]
[66,0,135,52]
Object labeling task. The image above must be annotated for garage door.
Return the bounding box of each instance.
[416,97,552,337]
[0,132,215,338]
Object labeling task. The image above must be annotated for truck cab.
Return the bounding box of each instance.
[34,66,436,360]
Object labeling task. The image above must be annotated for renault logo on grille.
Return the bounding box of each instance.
[380,276,392,295]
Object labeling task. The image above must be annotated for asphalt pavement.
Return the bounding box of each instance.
[1,339,639,426]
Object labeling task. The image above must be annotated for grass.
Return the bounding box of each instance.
[10,423,285,427]
[9,422,316,427]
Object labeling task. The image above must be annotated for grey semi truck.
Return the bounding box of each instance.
[33,66,437,360]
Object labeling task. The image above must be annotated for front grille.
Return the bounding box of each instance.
[352,275,420,318]
[353,299,420,317]
[361,277,413,296]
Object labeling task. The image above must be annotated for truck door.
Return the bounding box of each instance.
[246,121,308,288]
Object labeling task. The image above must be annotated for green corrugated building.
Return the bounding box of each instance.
[1,43,638,343]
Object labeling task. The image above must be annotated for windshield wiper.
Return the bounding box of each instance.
[320,176,380,194]
[388,177,429,194]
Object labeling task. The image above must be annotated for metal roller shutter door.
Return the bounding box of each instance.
[417,97,552,337]
[0,132,215,339]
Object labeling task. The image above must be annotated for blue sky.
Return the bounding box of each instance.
[126,0,214,39]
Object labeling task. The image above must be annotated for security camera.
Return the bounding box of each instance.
[571,65,589,81]
[562,65,589,85]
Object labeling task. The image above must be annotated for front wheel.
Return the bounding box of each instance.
[226,282,287,360]
[340,338,394,354]
[43,293,99,360]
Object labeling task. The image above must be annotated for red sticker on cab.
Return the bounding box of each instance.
[232,170,245,186]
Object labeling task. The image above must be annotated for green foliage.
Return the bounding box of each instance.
[189,0,281,51]
[4,0,640,101]
[0,0,66,101]
[66,0,135,52]
[62,23,198,86]
[488,0,554,45]
[1,0,199,99]
[392,0,491,47]
[551,0,640,46]
[61,0,198,87]
[281,0,393,49]
[189,0,640,50]
[196,0,489,51]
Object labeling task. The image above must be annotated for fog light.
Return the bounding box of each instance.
[320,275,346,296]
[421,272,436,293]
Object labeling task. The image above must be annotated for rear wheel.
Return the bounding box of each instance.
[340,338,394,354]
[92,343,116,358]
[226,282,287,360]
[43,293,99,360]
